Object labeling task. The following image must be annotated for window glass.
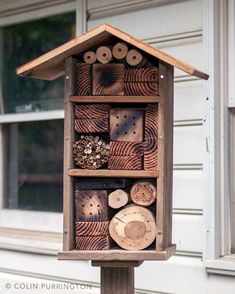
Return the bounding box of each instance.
[1,12,75,114]
[7,120,64,212]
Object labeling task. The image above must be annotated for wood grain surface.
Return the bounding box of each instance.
[75,118,109,133]
[108,155,142,170]
[109,141,144,156]
[75,104,109,119]
[75,235,111,250]
[76,63,92,95]
[75,221,110,236]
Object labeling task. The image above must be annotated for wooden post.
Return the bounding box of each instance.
[92,261,143,294]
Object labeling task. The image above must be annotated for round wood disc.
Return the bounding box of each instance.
[130,181,156,206]
[109,205,156,250]
[96,46,112,64]
[126,49,143,66]
[83,51,97,64]
[112,42,128,59]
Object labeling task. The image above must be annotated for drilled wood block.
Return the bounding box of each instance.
[75,104,109,119]
[110,108,143,142]
[75,235,111,250]
[124,81,158,96]
[93,64,124,96]
[124,68,159,82]
[75,190,109,221]
[75,221,110,236]
[74,178,132,190]
[76,63,92,95]
[130,181,157,206]
[110,141,144,156]
[75,118,108,133]
[108,155,142,170]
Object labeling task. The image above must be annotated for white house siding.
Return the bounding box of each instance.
[0,1,234,293]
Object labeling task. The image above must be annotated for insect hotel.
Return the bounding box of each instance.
[16,24,209,262]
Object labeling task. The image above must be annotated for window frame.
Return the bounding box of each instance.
[0,0,81,236]
[203,0,235,274]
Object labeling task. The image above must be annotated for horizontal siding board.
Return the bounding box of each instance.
[88,1,202,40]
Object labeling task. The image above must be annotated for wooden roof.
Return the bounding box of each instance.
[16,23,209,80]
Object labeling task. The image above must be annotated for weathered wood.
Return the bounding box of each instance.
[124,67,159,82]
[108,155,142,170]
[73,135,109,169]
[110,141,144,156]
[93,64,124,96]
[96,46,113,64]
[63,57,76,251]
[75,235,111,250]
[124,81,158,96]
[92,261,143,267]
[110,108,144,142]
[75,104,109,119]
[75,190,109,221]
[100,267,134,294]
[74,178,132,190]
[144,104,158,171]
[75,221,110,236]
[83,51,97,64]
[109,205,156,250]
[156,61,174,251]
[70,95,161,103]
[74,118,109,133]
[108,189,129,209]
[75,63,92,95]
[126,49,143,66]
[69,169,159,178]
[112,42,128,60]
[58,245,176,260]
[130,181,156,206]
[16,24,209,80]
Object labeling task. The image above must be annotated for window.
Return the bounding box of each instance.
[0,12,75,216]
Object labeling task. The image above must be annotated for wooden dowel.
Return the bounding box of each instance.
[96,46,113,64]
[83,51,97,64]
[126,49,143,66]
[112,42,128,60]
[108,189,129,209]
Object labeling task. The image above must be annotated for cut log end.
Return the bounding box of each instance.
[108,189,129,209]
[126,49,143,66]
[83,51,97,64]
[112,42,128,60]
[96,46,113,64]
[130,181,157,206]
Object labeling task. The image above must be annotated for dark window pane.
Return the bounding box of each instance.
[7,120,64,212]
[1,12,75,113]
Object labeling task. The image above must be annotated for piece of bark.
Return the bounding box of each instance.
[83,51,97,64]
[112,42,128,60]
[124,81,158,96]
[110,108,144,142]
[75,118,109,133]
[108,189,129,209]
[75,235,111,250]
[76,63,92,95]
[75,190,109,221]
[109,141,144,156]
[109,205,156,250]
[75,221,110,236]
[130,181,157,206]
[93,64,124,96]
[75,104,109,119]
[74,178,133,190]
[108,155,142,170]
[96,46,113,64]
[124,67,159,82]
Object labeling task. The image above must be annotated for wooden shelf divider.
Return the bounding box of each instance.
[68,169,159,178]
[69,95,161,103]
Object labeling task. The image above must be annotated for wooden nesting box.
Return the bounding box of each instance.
[16,24,208,261]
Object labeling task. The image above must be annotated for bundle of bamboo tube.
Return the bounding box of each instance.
[73,135,109,169]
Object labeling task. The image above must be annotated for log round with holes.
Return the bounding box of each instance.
[109,205,156,250]
[83,51,97,64]
[108,189,129,209]
[126,49,143,66]
[96,46,113,64]
[130,181,157,206]
[112,42,128,60]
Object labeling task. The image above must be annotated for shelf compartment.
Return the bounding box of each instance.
[69,95,161,103]
[68,169,159,178]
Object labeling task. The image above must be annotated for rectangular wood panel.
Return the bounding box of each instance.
[75,235,111,250]
[75,118,109,133]
[75,221,110,236]
[70,95,161,103]
[75,104,109,119]
[108,155,142,170]
[76,63,92,95]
